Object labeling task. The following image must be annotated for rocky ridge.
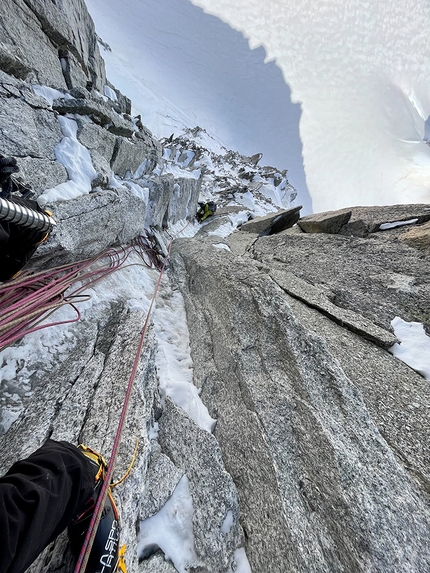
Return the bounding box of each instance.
[0,2,430,573]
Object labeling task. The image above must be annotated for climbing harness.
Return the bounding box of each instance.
[0,212,186,572]
[69,445,130,573]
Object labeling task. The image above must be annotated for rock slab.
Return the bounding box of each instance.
[240,205,301,235]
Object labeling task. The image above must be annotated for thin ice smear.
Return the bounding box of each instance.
[38,117,97,206]
[138,475,198,573]
[389,317,430,380]
[153,278,216,432]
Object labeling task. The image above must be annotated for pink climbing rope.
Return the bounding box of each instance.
[74,221,190,573]
[0,221,189,572]
[0,233,163,349]
[73,237,173,573]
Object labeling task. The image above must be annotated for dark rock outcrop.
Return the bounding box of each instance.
[240,205,302,235]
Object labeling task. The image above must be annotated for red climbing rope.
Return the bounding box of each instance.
[73,238,173,573]
[0,233,163,350]
[74,221,191,573]
[0,221,190,573]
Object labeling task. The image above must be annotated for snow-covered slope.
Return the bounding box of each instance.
[85,0,312,213]
[191,0,430,212]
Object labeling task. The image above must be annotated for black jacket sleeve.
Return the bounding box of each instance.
[0,439,95,573]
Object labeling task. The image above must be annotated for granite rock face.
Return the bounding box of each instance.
[53,97,135,136]
[0,86,63,160]
[144,175,201,229]
[251,227,430,333]
[0,0,106,90]
[2,2,430,573]
[31,187,147,268]
[169,205,430,573]
[0,306,160,573]
[111,136,162,178]
[158,398,244,572]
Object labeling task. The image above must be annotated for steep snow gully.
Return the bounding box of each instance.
[0,1,430,573]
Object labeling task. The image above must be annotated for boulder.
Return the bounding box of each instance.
[240,206,302,235]
[340,204,430,237]
[31,188,146,268]
[298,205,430,237]
[298,208,352,234]
[398,221,430,251]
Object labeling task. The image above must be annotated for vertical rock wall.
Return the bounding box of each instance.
[170,208,430,572]
[0,0,106,90]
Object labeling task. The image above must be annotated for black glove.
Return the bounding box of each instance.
[0,155,19,197]
[0,156,19,184]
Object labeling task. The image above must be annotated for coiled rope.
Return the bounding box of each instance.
[74,221,190,572]
[0,233,163,350]
[0,221,189,573]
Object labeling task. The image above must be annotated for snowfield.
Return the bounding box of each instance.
[191,0,430,212]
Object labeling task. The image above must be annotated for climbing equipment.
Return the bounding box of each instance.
[0,191,184,571]
[0,235,163,351]
[73,238,174,573]
[69,446,125,573]
[0,195,57,281]
[0,173,57,281]
[69,441,138,572]
[0,196,56,234]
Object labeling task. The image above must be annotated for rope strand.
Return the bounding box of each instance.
[73,238,173,573]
